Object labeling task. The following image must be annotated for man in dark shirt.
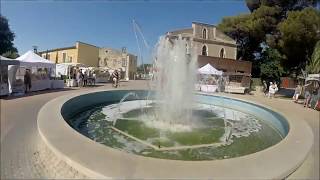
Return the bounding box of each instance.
[24,69,32,93]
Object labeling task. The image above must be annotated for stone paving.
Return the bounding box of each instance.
[0,80,318,179]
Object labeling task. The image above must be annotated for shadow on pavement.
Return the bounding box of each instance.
[0,88,76,100]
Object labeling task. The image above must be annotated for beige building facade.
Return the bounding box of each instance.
[166,22,237,60]
[39,42,137,80]
[99,47,137,80]
[39,41,99,67]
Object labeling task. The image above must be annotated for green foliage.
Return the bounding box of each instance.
[0,16,18,55]
[1,51,19,59]
[246,0,317,12]
[260,48,285,81]
[278,8,320,71]
[218,6,280,75]
[307,41,320,74]
[219,2,319,77]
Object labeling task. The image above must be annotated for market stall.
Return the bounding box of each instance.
[14,51,57,92]
[56,63,88,87]
[224,72,251,94]
[0,56,19,96]
[197,63,223,93]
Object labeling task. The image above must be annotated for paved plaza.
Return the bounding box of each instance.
[1,80,319,179]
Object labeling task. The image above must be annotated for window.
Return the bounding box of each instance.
[62,52,66,63]
[47,54,50,60]
[69,56,72,62]
[220,48,225,58]
[202,45,208,56]
[122,58,127,67]
[202,28,207,39]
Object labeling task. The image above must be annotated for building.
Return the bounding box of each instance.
[166,22,252,75]
[39,42,137,80]
[39,41,99,67]
[99,47,137,80]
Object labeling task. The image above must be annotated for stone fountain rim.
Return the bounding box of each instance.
[37,89,314,179]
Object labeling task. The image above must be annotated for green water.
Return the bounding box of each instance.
[68,104,283,161]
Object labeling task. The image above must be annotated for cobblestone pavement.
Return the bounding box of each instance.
[0,81,318,179]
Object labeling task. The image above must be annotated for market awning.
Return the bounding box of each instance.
[198,63,223,75]
[16,50,55,68]
[0,56,20,66]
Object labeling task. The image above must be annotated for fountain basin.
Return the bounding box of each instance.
[38,90,313,179]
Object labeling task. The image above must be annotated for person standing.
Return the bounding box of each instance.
[92,71,96,86]
[76,70,81,87]
[303,82,313,108]
[268,82,275,98]
[24,69,32,93]
[83,70,88,87]
[292,84,302,103]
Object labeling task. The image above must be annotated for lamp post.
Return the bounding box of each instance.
[32,45,38,53]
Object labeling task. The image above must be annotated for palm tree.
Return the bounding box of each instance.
[307,41,320,74]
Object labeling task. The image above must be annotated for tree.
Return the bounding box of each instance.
[246,0,317,13]
[0,15,18,55]
[1,51,19,59]
[307,41,320,74]
[278,8,320,72]
[260,47,285,82]
[218,6,280,76]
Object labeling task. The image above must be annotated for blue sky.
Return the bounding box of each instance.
[1,0,249,63]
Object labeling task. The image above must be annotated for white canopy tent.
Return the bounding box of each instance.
[56,63,88,77]
[198,63,223,75]
[1,56,20,95]
[16,50,55,68]
[8,51,57,93]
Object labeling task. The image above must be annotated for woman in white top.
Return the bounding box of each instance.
[268,82,276,98]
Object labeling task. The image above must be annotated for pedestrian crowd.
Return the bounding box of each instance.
[74,68,96,87]
[262,79,320,110]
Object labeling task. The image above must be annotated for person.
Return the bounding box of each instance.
[268,82,276,98]
[24,69,32,93]
[112,70,119,88]
[76,70,82,87]
[92,71,96,86]
[303,82,313,108]
[292,84,302,103]
[262,80,268,96]
[83,70,88,87]
[274,81,279,92]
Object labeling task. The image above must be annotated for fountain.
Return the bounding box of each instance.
[36,21,314,179]
[57,36,279,160]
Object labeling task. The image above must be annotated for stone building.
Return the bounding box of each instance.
[98,47,137,80]
[166,22,251,75]
[39,42,137,80]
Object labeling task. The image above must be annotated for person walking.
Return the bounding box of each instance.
[262,80,268,96]
[112,70,119,88]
